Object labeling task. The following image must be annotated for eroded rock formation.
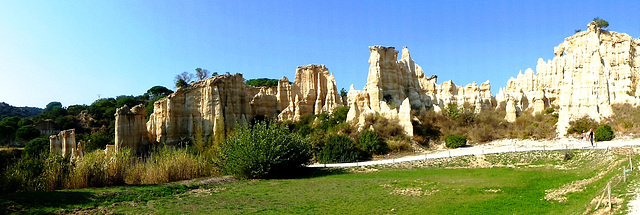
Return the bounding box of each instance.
[143,66,342,145]
[115,104,148,153]
[497,21,640,135]
[347,46,493,135]
[279,65,343,121]
[50,129,80,157]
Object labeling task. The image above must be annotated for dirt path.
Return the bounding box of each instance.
[308,137,640,167]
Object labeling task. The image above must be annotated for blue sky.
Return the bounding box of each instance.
[1,1,639,108]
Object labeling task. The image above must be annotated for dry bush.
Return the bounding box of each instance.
[362,114,405,140]
[125,147,212,184]
[387,135,412,153]
[413,106,556,144]
[611,104,640,135]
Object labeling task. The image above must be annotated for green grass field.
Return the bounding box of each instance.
[1,150,638,214]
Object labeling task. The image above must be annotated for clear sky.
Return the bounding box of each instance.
[1,1,639,108]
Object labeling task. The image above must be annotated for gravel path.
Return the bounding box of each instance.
[308,137,640,168]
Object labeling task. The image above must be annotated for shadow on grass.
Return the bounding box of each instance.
[0,183,196,214]
[0,190,94,214]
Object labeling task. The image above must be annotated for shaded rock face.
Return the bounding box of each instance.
[115,104,148,153]
[50,129,79,157]
[347,46,492,135]
[144,68,342,145]
[497,22,640,135]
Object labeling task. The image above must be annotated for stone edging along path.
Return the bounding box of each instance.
[308,137,640,168]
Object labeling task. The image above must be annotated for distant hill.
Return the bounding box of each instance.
[0,102,43,119]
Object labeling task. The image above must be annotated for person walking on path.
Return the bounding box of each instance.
[589,128,595,147]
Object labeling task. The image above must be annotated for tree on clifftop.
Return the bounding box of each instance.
[593,17,609,29]
[174,72,194,88]
[195,68,210,81]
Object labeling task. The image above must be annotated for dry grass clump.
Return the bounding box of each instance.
[125,147,213,184]
[386,136,412,153]
[2,147,215,193]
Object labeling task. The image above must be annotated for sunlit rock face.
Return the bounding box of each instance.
[278,64,343,121]
[115,104,148,153]
[497,21,640,135]
[144,67,343,145]
[346,46,492,135]
[146,74,253,145]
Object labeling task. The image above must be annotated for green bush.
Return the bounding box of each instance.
[23,138,49,157]
[445,135,467,148]
[2,152,47,193]
[359,129,388,155]
[317,135,366,163]
[245,78,280,87]
[595,125,614,141]
[216,123,312,179]
[15,125,40,143]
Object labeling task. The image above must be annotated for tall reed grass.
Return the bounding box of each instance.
[1,146,215,193]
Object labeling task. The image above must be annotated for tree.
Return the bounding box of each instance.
[44,102,63,112]
[116,96,139,108]
[175,79,188,88]
[174,72,194,88]
[245,78,279,87]
[23,138,49,156]
[593,17,609,29]
[340,88,347,98]
[195,68,210,81]
[146,86,173,100]
[15,125,40,143]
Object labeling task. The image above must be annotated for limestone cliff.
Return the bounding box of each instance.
[144,67,342,145]
[347,46,493,135]
[279,65,343,121]
[115,104,148,153]
[147,74,252,144]
[497,22,640,134]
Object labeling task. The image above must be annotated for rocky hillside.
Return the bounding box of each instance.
[0,102,43,119]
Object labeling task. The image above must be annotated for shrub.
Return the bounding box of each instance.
[595,125,614,141]
[216,123,312,179]
[445,135,467,148]
[386,136,412,153]
[412,120,442,146]
[317,135,366,163]
[593,17,609,29]
[23,138,49,157]
[567,117,598,135]
[359,129,388,155]
[1,152,47,193]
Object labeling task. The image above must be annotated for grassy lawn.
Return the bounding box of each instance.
[1,150,637,214]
